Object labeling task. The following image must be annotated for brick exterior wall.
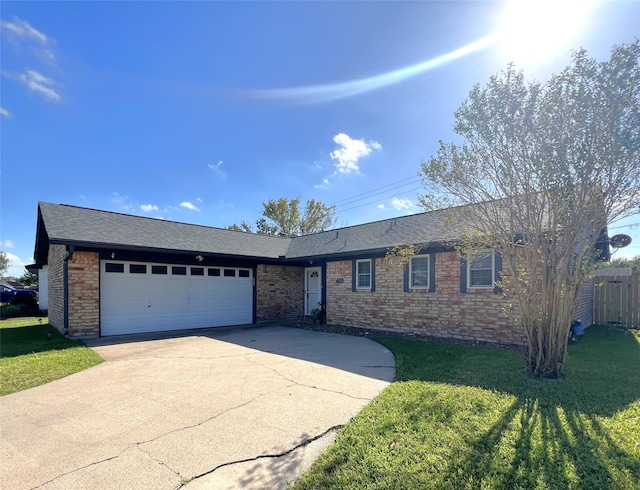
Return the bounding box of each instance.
[575,277,594,328]
[67,251,100,338]
[256,264,304,322]
[326,252,525,346]
[47,245,66,334]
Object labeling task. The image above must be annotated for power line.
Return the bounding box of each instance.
[608,222,640,231]
[330,176,421,207]
[334,180,423,208]
[336,186,424,214]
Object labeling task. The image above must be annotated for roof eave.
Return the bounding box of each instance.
[284,241,454,262]
[46,238,284,262]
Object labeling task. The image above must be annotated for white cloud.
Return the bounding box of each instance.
[314,178,331,189]
[0,107,10,118]
[1,17,61,103]
[5,252,24,266]
[1,17,49,44]
[330,133,381,175]
[14,69,61,101]
[180,201,200,212]
[196,197,203,203]
[40,48,56,64]
[111,192,134,213]
[208,160,226,178]
[4,251,30,277]
[2,240,15,249]
[1,17,56,66]
[140,204,159,213]
[377,204,385,209]
[392,197,413,211]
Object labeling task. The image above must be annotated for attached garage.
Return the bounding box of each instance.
[100,261,254,336]
[32,202,306,338]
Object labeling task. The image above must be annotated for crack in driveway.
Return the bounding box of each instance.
[8,328,393,490]
[246,357,374,401]
[28,385,293,489]
[180,424,345,487]
[30,449,129,489]
[137,384,296,446]
[135,445,184,480]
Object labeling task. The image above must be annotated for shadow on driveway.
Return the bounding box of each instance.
[87,323,396,383]
[1,324,395,490]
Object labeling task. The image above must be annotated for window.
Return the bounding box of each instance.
[129,264,147,274]
[172,266,187,275]
[469,254,494,288]
[105,263,124,273]
[224,269,236,277]
[410,255,429,289]
[152,265,167,275]
[208,268,221,276]
[356,259,371,289]
[191,267,204,276]
[238,269,250,278]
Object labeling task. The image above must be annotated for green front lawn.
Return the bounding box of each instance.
[0,317,103,396]
[294,326,640,489]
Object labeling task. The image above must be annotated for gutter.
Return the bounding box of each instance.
[63,245,74,336]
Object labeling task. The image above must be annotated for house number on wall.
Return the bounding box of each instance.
[336,278,344,284]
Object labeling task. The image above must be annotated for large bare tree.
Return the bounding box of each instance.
[420,42,640,378]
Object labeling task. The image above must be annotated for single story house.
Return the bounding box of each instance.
[31,201,600,345]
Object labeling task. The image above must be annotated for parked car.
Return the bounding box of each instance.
[0,283,38,305]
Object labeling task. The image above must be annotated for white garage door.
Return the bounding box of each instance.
[100,261,253,336]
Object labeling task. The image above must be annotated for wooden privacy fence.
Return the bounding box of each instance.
[594,275,640,328]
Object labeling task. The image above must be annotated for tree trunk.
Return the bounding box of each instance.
[523,282,577,378]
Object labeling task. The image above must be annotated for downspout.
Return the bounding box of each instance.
[63,245,74,336]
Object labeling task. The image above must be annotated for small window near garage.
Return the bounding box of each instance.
[469,254,494,288]
[224,269,236,277]
[105,263,124,273]
[238,269,250,278]
[208,268,221,276]
[129,264,147,274]
[152,265,167,275]
[172,266,187,275]
[356,259,371,289]
[410,255,429,289]
[191,267,204,276]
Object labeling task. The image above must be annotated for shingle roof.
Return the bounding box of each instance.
[285,210,460,259]
[36,201,461,262]
[37,202,291,260]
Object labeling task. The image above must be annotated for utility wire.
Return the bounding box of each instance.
[330,176,421,207]
[608,222,640,230]
[334,180,423,208]
[330,173,640,222]
[336,186,424,214]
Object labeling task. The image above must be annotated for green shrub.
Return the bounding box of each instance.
[1,303,39,319]
[10,295,38,307]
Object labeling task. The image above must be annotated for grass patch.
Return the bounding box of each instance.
[294,326,640,489]
[0,317,103,396]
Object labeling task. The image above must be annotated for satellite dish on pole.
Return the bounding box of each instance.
[610,234,632,249]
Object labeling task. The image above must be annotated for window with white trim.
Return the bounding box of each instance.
[410,255,430,289]
[468,254,495,288]
[356,259,372,289]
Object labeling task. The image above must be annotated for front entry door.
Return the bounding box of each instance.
[305,267,322,316]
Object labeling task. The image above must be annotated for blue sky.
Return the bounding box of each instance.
[1,1,639,278]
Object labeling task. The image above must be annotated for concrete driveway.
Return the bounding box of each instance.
[0,325,394,489]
